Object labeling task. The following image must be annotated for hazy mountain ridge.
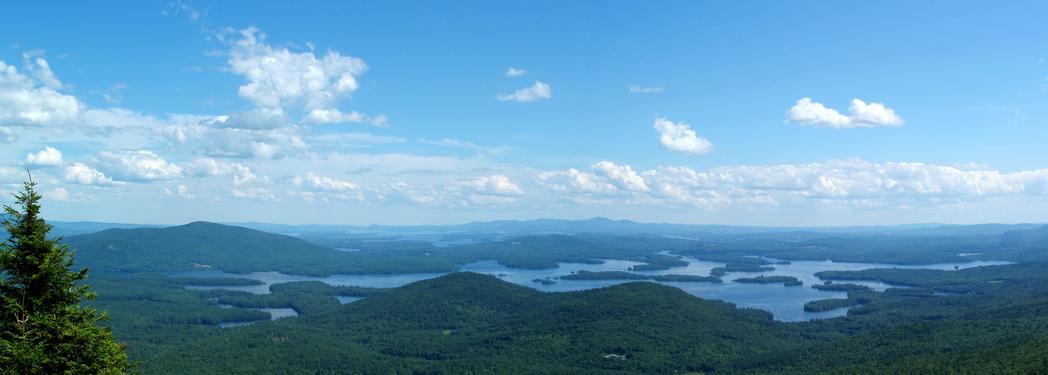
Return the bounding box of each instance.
[49,217,1045,239]
[64,222,365,275]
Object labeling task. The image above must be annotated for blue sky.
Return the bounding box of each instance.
[2,1,1048,225]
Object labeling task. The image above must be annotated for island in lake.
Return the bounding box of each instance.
[734,275,803,287]
[560,270,721,283]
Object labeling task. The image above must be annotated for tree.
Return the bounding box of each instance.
[0,176,129,374]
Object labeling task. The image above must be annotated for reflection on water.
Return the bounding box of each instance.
[215,304,299,328]
[336,296,362,304]
[175,257,1012,323]
[173,270,445,295]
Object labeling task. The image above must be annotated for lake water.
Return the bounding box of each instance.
[213,303,300,328]
[175,257,1012,323]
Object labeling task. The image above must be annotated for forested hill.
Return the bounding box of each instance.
[145,272,799,373]
[65,221,365,275]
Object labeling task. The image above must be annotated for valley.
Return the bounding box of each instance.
[57,219,1048,373]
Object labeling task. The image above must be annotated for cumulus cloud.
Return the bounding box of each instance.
[25,146,63,167]
[210,108,290,130]
[64,163,119,186]
[292,172,359,191]
[462,175,523,195]
[0,57,83,126]
[45,187,96,203]
[653,117,713,154]
[302,108,388,127]
[22,51,64,90]
[96,150,183,181]
[226,27,368,111]
[232,186,276,200]
[848,99,904,126]
[787,98,903,128]
[629,84,663,94]
[162,119,307,159]
[185,157,258,185]
[47,187,70,201]
[497,81,551,102]
[369,176,525,208]
[537,159,1048,209]
[82,107,168,130]
[537,167,619,199]
[177,184,195,199]
[505,67,527,77]
[593,161,650,192]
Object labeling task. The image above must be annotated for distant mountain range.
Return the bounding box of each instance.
[64,221,365,275]
[49,217,1044,238]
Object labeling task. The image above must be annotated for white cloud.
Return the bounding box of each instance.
[22,51,64,90]
[310,132,405,145]
[185,157,258,185]
[419,138,510,154]
[462,175,523,195]
[82,107,167,130]
[467,194,517,206]
[210,108,290,130]
[0,57,83,126]
[653,117,713,154]
[64,163,119,186]
[25,146,63,167]
[537,159,1048,209]
[848,99,904,126]
[292,172,359,191]
[96,150,183,181]
[0,127,16,143]
[232,186,276,200]
[505,67,527,77]
[177,184,195,199]
[302,108,388,127]
[787,97,903,128]
[629,84,663,94]
[162,1,201,21]
[44,187,96,204]
[47,187,69,201]
[593,161,650,192]
[162,120,307,159]
[0,166,20,183]
[226,27,368,111]
[102,82,127,104]
[537,168,617,195]
[497,81,551,102]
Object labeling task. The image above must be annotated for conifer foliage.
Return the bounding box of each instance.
[0,177,129,374]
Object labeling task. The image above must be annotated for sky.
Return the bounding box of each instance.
[2,1,1048,226]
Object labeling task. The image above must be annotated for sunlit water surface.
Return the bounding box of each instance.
[174,257,1011,323]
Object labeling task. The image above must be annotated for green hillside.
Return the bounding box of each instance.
[142,272,799,374]
[93,260,1048,374]
[65,221,456,275]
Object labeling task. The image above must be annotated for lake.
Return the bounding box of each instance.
[174,257,1012,322]
[213,302,300,329]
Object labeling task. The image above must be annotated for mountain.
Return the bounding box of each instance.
[144,272,796,373]
[49,221,159,237]
[66,222,367,275]
[232,217,1044,239]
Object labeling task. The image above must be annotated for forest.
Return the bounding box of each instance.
[49,220,1048,373]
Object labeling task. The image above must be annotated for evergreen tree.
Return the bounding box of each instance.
[0,177,129,374]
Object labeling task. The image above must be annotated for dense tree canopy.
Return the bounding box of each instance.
[0,178,129,374]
